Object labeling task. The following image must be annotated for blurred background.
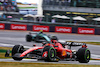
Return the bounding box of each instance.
[0,0,100,34]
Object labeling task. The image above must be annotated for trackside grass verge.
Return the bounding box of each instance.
[83,42,100,45]
[18,7,37,9]
[0,47,12,50]
[0,47,12,58]
[0,62,100,67]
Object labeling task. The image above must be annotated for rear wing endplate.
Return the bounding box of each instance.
[29,32,38,34]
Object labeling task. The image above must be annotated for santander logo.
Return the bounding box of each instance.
[78,28,95,34]
[33,25,49,32]
[11,24,27,30]
[55,26,72,33]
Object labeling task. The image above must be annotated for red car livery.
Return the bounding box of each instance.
[5,36,91,63]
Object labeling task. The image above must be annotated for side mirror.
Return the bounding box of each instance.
[33,44,36,47]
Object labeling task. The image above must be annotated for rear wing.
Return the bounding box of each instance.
[65,42,87,49]
[66,42,86,46]
[29,32,38,34]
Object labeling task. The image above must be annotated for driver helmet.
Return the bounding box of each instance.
[39,30,43,33]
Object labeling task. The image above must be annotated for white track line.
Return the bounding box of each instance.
[0,59,37,62]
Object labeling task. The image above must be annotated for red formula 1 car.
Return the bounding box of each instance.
[5,36,91,63]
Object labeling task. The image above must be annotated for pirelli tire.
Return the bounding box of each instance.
[26,34,32,42]
[76,48,91,63]
[12,45,24,61]
[43,46,57,62]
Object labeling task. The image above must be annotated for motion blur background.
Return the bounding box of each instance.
[0,0,100,34]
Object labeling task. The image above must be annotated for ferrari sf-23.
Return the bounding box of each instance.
[5,36,91,63]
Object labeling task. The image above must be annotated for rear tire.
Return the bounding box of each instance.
[12,45,24,61]
[26,34,32,42]
[43,46,56,61]
[76,48,91,63]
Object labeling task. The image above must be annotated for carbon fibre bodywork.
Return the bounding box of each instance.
[5,40,91,63]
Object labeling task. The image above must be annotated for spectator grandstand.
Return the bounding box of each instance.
[0,0,19,12]
[0,0,19,20]
[42,0,100,26]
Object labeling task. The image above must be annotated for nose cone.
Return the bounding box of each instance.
[20,53,25,57]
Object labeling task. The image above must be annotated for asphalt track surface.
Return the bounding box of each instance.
[0,59,100,65]
[0,30,100,65]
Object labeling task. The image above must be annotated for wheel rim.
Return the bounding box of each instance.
[49,47,56,59]
[50,50,55,58]
[85,49,90,62]
[19,46,24,53]
[86,52,90,59]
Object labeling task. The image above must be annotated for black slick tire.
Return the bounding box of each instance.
[26,34,32,42]
[12,45,24,61]
[76,48,91,63]
[43,46,56,62]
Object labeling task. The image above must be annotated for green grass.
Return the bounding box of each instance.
[0,47,12,58]
[18,7,37,9]
[0,53,11,58]
[0,62,100,67]
[0,47,12,50]
[83,42,100,45]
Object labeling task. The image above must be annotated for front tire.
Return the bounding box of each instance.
[76,48,91,63]
[43,46,56,61]
[12,45,24,61]
[26,34,32,42]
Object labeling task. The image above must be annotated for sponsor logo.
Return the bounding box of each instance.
[0,24,5,29]
[55,26,72,33]
[66,42,84,46]
[78,28,95,34]
[11,24,27,30]
[33,25,49,32]
[42,51,48,57]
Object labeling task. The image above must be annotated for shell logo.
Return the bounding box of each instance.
[62,50,67,56]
